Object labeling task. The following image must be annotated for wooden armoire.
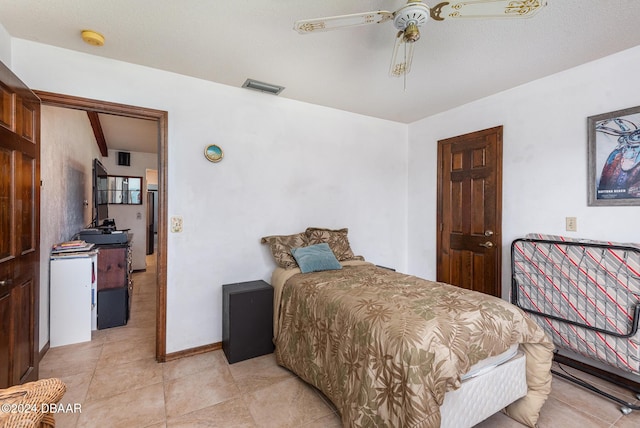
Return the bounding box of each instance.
[0,60,41,388]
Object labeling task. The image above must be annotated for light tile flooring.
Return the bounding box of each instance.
[39,254,640,427]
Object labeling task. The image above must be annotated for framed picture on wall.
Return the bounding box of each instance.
[587,105,640,206]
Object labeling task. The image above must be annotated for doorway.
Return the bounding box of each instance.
[35,90,168,361]
[436,126,503,297]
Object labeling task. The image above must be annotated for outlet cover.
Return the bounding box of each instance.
[171,216,183,233]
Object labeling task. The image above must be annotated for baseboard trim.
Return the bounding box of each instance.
[163,342,222,362]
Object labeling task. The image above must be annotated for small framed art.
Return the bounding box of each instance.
[204,144,224,163]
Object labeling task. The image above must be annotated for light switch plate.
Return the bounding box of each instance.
[171,216,183,233]
[565,217,577,232]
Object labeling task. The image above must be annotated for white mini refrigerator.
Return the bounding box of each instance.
[50,251,98,347]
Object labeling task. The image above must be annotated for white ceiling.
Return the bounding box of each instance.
[97,113,158,154]
[2,1,640,133]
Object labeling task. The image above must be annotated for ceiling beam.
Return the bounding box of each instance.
[87,111,108,156]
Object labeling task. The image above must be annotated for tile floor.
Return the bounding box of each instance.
[39,254,640,427]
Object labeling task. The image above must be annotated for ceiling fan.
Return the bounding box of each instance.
[294,0,548,77]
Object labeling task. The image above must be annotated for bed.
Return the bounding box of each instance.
[262,228,554,428]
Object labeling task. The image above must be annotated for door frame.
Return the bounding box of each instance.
[34,91,168,361]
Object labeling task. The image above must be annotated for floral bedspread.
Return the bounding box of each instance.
[273,263,554,428]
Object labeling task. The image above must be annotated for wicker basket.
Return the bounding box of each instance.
[0,378,67,428]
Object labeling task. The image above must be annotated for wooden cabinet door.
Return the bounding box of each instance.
[437,126,502,297]
[0,293,11,387]
[97,246,127,290]
[12,280,34,383]
[0,60,40,388]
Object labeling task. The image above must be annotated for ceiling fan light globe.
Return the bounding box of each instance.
[389,32,415,77]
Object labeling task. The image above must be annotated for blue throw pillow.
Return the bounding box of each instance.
[291,243,342,274]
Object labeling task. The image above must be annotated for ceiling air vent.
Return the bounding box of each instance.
[242,79,285,95]
[117,151,131,166]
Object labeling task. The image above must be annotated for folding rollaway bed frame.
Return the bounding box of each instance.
[511,235,640,414]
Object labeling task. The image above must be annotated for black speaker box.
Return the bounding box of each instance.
[222,281,274,364]
[98,287,128,329]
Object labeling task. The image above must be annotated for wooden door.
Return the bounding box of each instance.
[437,126,502,297]
[0,60,40,387]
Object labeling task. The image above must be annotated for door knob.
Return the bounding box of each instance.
[479,241,494,248]
[0,279,12,286]
[484,230,494,237]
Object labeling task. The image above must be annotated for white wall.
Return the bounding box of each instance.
[21,35,640,357]
[11,39,408,353]
[407,44,640,295]
[39,105,102,350]
[102,149,157,271]
[0,22,10,66]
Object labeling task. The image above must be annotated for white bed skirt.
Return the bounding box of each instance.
[441,351,527,428]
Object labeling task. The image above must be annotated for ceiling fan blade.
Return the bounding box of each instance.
[389,32,416,77]
[294,11,393,34]
[430,0,547,21]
